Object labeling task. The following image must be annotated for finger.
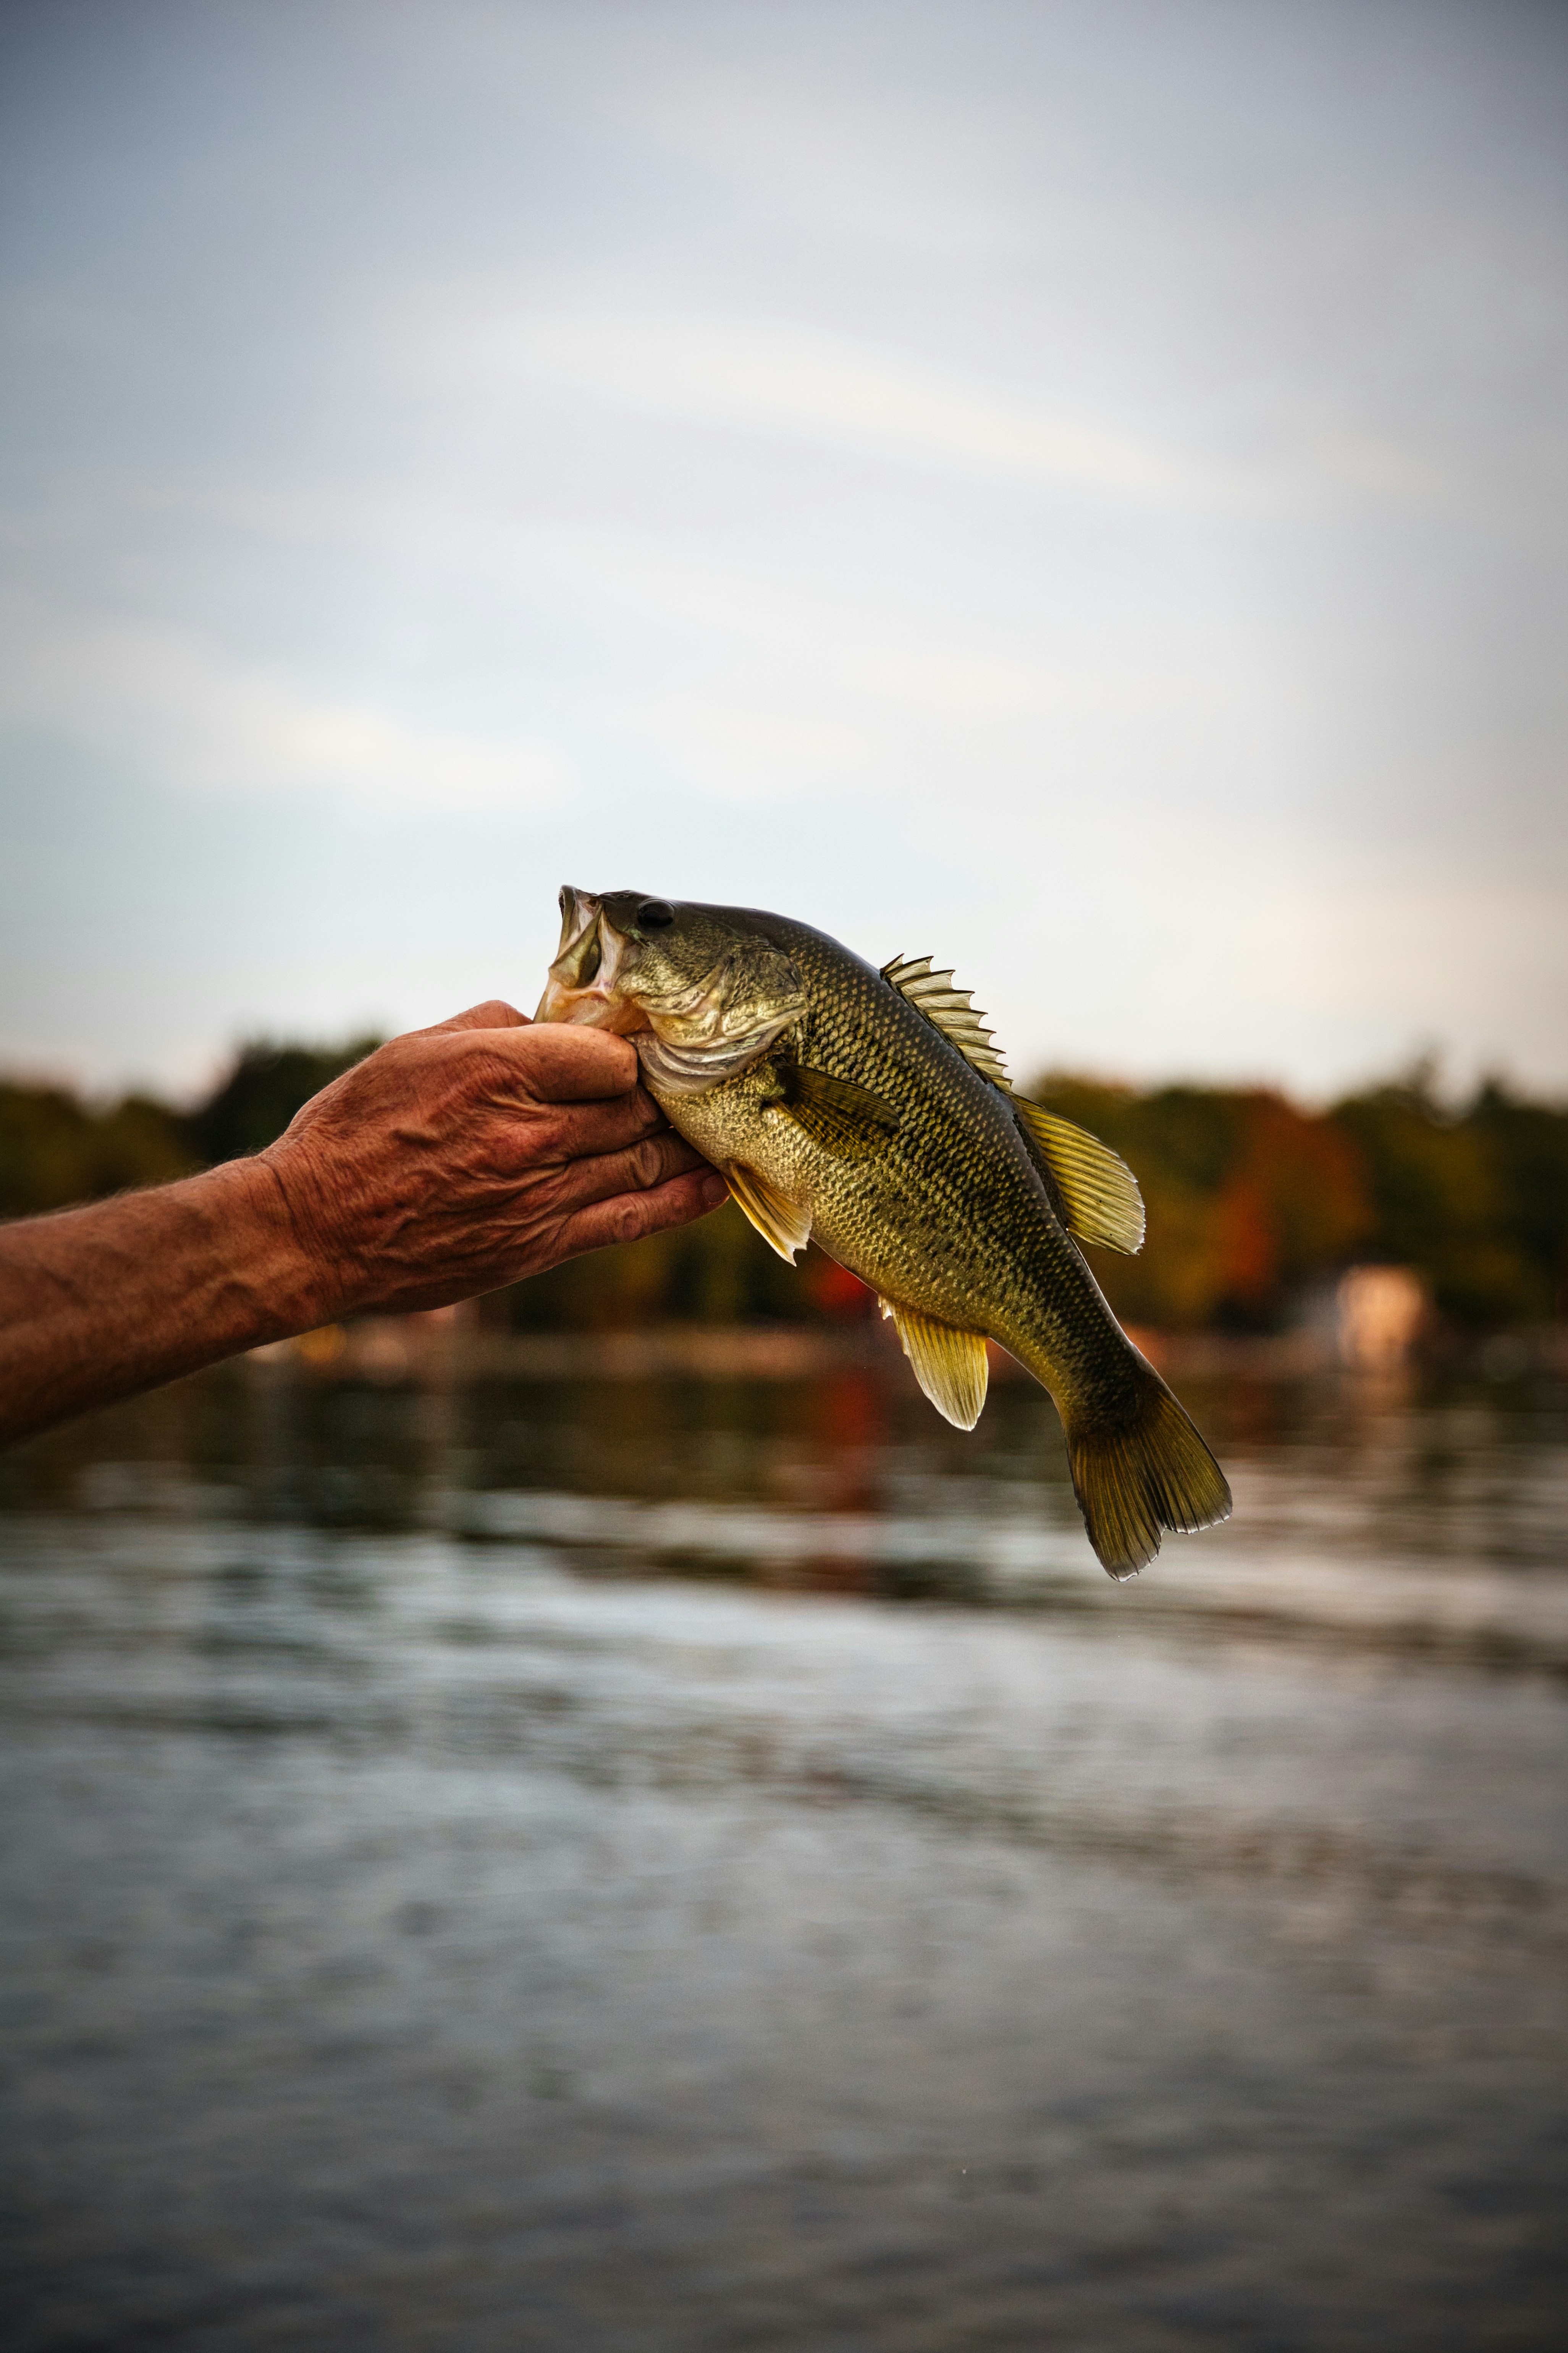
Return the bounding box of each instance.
[534,1088,670,1164]
[553,1166,730,1260]
[550,1130,708,1210]
[483,1022,644,1102]
[424,1000,529,1035]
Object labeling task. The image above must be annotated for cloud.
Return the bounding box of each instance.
[0,605,569,813]
[423,307,1204,502]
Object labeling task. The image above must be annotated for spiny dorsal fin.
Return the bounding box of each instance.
[880,952,1145,1256]
[1012,1098,1146,1255]
[776,1066,900,1159]
[726,1164,811,1263]
[881,954,1010,1089]
[879,1299,989,1430]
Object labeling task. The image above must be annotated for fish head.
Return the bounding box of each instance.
[535,887,807,1095]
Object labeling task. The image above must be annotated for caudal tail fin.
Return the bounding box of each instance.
[1066,1370,1232,1580]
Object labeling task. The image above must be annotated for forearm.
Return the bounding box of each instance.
[0,1160,327,1447]
[0,1007,723,1451]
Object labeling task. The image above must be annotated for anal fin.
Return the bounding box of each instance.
[726,1164,811,1264]
[881,1300,989,1430]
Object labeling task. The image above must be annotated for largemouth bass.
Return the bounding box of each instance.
[537,887,1230,1578]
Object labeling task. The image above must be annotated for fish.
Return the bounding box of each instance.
[536,887,1231,1578]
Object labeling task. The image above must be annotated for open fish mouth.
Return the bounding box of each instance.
[534,887,650,1034]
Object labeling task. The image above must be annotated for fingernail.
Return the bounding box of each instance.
[700,1172,728,1206]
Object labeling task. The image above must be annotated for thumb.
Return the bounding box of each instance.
[422,1000,530,1035]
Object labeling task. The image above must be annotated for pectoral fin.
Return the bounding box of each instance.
[778,1067,900,1159]
[726,1164,812,1263]
[1012,1099,1146,1255]
[881,1301,989,1430]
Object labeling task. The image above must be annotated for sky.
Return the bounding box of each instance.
[1,0,1565,1102]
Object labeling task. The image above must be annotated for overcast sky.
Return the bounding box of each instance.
[2,0,1564,1100]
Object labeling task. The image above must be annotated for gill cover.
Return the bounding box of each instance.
[634,940,808,1096]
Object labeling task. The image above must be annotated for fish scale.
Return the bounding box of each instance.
[537,888,1230,1578]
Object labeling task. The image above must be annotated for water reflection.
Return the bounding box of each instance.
[2,1358,1566,2349]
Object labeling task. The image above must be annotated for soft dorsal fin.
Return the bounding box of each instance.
[881,954,1010,1089]
[880,1300,989,1430]
[726,1164,811,1263]
[1012,1098,1145,1255]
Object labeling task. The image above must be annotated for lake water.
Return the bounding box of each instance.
[2,1352,1566,2350]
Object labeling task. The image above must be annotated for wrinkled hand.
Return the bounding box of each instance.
[260,1000,726,1319]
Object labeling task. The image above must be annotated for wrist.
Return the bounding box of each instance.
[213,1155,351,1339]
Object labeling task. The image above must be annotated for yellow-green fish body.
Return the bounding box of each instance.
[537,888,1230,1577]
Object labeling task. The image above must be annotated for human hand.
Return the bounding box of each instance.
[257,1000,726,1321]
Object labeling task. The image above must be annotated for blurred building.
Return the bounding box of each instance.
[1337,1266,1428,1369]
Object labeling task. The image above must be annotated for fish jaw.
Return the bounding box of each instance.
[533,887,650,1035]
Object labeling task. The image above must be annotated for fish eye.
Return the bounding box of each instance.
[637,898,675,929]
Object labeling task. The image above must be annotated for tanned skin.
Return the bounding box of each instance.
[0,1001,726,1449]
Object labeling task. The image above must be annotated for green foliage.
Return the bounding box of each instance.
[189,1038,383,1164]
[1468,1081,1568,1304]
[0,1037,381,1223]
[1330,1072,1564,1324]
[0,1082,199,1219]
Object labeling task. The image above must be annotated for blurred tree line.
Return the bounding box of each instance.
[2,1040,1564,1331]
[0,1039,375,1231]
[1033,1065,1568,1330]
